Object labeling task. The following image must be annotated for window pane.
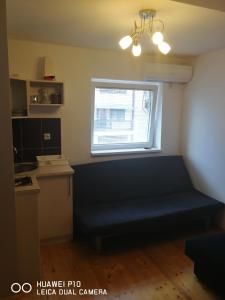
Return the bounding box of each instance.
[93,88,153,145]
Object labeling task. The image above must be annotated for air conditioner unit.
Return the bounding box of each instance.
[142,62,193,83]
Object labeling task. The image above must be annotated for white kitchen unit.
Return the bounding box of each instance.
[36,165,74,241]
[15,175,40,282]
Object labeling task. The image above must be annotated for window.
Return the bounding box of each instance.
[91,79,161,155]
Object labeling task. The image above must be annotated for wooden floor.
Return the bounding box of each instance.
[7,230,222,300]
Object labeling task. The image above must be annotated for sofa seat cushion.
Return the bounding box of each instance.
[79,190,222,236]
[185,233,225,269]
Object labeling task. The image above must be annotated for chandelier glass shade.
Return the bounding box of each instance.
[132,41,142,56]
[119,9,171,56]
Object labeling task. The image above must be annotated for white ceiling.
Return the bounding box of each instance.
[6,0,225,56]
[172,0,225,12]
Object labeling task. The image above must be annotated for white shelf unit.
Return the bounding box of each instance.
[10,78,64,118]
[29,103,62,107]
[29,79,64,106]
[10,78,29,118]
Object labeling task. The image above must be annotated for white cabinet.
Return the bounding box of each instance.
[38,174,73,241]
[15,191,40,282]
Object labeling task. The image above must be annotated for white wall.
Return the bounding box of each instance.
[8,39,188,164]
[0,1,17,296]
[182,48,225,204]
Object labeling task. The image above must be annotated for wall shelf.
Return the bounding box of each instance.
[12,116,29,120]
[10,78,28,118]
[10,78,64,118]
[29,103,62,107]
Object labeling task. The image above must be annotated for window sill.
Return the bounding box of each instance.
[91,148,161,157]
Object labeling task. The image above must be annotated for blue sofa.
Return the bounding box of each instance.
[72,156,223,250]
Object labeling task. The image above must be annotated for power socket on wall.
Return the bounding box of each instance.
[43,133,51,140]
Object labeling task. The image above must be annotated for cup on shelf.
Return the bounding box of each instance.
[50,93,61,104]
[39,88,51,104]
[30,95,40,104]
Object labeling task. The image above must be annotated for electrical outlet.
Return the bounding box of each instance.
[44,133,51,140]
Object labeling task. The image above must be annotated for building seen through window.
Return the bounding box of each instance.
[93,88,153,145]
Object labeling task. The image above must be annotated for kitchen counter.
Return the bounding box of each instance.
[15,175,40,195]
[15,162,74,278]
[35,165,74,178]
[15,165,74,194]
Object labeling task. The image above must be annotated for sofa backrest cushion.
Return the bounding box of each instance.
[72,156,194,208]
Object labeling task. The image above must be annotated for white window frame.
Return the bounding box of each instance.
[91,78,161,155]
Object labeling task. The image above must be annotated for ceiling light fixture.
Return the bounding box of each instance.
[119,9,171,57]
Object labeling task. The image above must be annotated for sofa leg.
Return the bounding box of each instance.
[95,237,102,253]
